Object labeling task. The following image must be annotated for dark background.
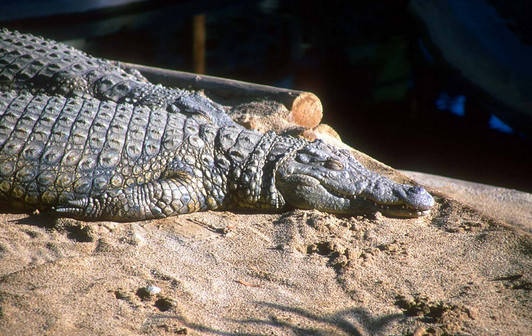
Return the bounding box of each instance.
[2,0,531,192]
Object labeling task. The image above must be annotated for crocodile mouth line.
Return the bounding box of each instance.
[368,200,431,218]
[324,185,430,218]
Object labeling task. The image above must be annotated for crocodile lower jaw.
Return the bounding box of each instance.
[379,207,431,218]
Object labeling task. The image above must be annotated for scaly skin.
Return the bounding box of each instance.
[0,28,234,126]
[0,29,434,221]
[275,140,434,217]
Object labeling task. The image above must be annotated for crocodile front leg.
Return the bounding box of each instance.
[54,177,218,221]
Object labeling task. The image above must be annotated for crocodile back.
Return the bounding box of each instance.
[0,29,235,127]
[0,90,175,210]
[0,28,172,104]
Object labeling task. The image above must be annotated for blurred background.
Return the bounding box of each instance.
[1,0,531,192]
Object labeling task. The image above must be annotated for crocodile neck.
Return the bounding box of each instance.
[224,130,306,210]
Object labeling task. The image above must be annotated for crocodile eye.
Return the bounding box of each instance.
[324,158,343,170]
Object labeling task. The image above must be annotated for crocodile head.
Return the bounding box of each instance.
[275,140,434,217]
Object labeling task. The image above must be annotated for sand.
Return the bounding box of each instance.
[0,149,530,335]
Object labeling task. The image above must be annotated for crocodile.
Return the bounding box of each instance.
[0,28,234,126]
[0,29,434,221]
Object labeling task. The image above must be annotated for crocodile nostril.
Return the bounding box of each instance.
[409,186,424,193]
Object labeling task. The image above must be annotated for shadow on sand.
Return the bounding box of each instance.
[148,301,404,336]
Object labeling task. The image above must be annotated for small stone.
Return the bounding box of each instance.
[128,224,146,246]
[146,285,161,295]
[136,285,161,301]
[102,222,117,231]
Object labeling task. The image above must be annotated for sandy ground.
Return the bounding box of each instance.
[402,170,532,234]
[0,150,530,336]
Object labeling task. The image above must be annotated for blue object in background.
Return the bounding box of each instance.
[488,114,514,134]
[436,92,515,134]
[435,92,466,117]
[410,0,532,139]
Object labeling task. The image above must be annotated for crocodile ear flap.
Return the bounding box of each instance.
[160,157,195,180]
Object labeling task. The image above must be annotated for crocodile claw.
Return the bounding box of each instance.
[53,198,93,218]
